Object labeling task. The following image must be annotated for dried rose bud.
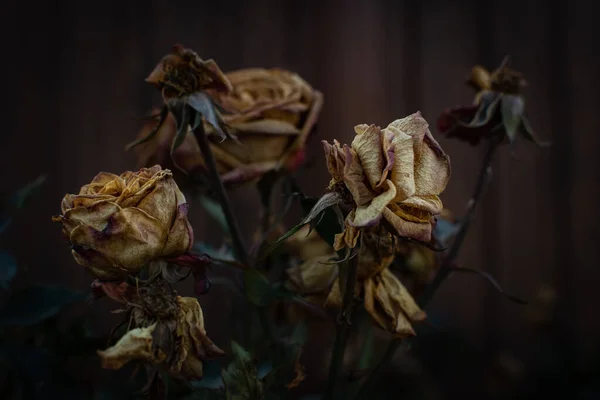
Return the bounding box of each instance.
[146,44,232,99]
[437,56,546,147]
[323,112,451,248]
[53,166,194,280]
[134,68,323,186]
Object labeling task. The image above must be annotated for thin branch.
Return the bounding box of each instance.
[324,251,359,399]
[193,123,250,267]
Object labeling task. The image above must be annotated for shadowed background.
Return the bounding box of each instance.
[1,0,599,397]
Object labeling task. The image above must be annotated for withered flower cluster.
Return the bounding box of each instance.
[53,165,218,378]
[286,113,451,337]
[132,45,323,187]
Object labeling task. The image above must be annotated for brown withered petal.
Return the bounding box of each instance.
[98,324,165,370]
[286,255,338,295]
[53,166,193,279]
[98,296,223,381]
[325,112,451,248]
[146,44,232,98]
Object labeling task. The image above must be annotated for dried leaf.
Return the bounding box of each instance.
[501,94,525,144]
[187,92,229,142]
[125,106,169,151]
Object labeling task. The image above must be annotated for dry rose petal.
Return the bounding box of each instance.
[53,166,194,279]
[324,112,451,246]
[134,68,323,186]
[98,296,223,380]
[146,44,232,99]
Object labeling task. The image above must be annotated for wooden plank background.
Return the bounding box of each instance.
[1,0,599,393]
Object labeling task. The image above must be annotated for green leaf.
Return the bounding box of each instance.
[124,106,169,151]
[199,195,230,235]
[0,285,86,326]
[501,94,525,144]
[0,250,17,289]
[9,174,47,209]
[187,92,229,142]
[243,269,273,307]
[190,360,224,390]
[222,341,264,400]
[1,175,47,235]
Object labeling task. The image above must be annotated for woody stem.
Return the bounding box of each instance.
[354,136,501,399]
[324,253,359,400]
[193,124,250,267]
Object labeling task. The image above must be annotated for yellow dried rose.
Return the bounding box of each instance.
[323,112,451,249]
[98,296,224,380]
[52,165,194,280]
[134,68,323,185]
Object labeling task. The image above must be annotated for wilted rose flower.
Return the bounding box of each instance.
[134,68,323,185]
[323,112,451,248]
[146,44,232,99]
[98,294,224,380]
[287,230,425,337]
[53,166,194,280]
[437,56,547,146]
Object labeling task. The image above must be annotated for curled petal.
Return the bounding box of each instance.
[351,180,397,228]
[385,122,416,202]
[342,145,374,206]
[351,124,384,188]
[382,207,433,243]
[98,324,164,370]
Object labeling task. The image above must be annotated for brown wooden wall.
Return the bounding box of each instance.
[2,0,599,368]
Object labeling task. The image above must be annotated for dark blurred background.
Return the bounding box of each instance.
[1,0,599,398]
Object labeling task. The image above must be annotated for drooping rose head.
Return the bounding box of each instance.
[133,68,323,186]
[146,44,232,99]
[324,112,451,249]
[98,295,224,380]
[53,165,194,279]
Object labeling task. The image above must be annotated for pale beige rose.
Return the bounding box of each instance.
[98,296,224,380]
[323,112,451,248]
[134,68,323,185]
[53,165,193,279]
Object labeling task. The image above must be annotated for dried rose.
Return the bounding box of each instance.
[437,56,548,147]
[52,166,194,280]
[146,44,232,99]
[133,68,323,185]
[98,296,224,380]
[287,230,425,337]
[323,112,451,248]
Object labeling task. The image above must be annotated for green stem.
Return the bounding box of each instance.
[354,136,501,399]
[324,254,359,399]
[193,124,250,267]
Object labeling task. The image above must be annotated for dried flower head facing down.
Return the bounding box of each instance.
[287,230,426,337]
[437,56,548,147]
[133,67,323,186]
[323,112,451,249]
[146,44,232,99]
[97,280,224,381]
